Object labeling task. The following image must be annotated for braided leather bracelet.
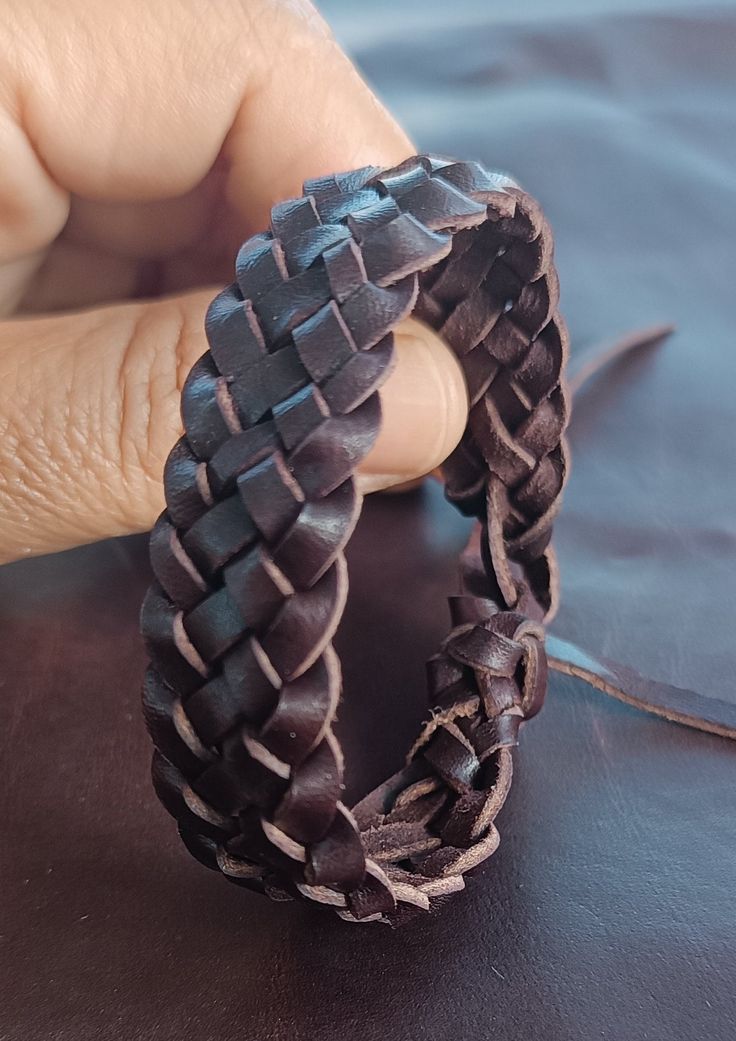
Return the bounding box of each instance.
[141,154,569,925]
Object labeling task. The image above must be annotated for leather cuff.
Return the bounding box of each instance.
[141,154,569,925]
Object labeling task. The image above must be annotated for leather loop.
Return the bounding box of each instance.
[142,154,570,923]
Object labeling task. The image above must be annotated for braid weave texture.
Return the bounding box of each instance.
[141,154,569,924]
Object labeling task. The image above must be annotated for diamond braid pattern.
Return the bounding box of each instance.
[141,154,569,924]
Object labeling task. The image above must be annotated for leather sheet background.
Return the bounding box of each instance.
[1,2,734,1039]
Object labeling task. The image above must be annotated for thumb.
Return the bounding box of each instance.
[0,296,467,561]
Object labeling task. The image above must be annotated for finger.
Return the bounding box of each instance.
[0,303,467,562]
[0,0,413,270]
[220,2,414,228]
[358,318,468,495]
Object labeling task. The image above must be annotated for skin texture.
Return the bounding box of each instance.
[0,0,468,563]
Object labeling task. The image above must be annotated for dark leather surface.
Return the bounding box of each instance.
[2,1,735,1038]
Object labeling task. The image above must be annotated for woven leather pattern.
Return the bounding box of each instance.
[141,154,569,924]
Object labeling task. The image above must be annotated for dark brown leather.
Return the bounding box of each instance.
[141,155,570,922]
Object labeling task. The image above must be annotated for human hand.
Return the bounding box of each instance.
[0,0,468,563]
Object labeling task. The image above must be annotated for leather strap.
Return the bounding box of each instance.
[548,636,736,740]
[566,322,675,394]
[557,322,736,741]
[141,154,570,924]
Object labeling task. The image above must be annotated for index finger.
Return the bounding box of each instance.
[0,0,413,264]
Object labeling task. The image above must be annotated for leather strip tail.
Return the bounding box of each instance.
[547,635,736,741]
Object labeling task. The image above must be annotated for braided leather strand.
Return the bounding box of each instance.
[141,155,569,925]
